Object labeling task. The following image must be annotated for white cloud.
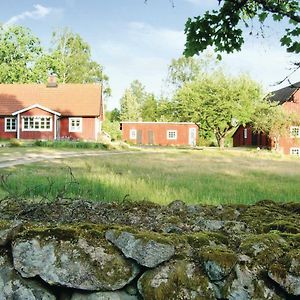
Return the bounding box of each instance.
[4,4,54,27]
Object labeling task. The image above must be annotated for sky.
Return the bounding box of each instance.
[0,0,299,109]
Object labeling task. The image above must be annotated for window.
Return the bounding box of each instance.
[167,130,177,140]
[130,129,137,139]
[244,128,248,139]
[290,126,300,138]
[290,148,300,156]
[22,116,52,131]
[69,117,82,132]
[5,118,16,132]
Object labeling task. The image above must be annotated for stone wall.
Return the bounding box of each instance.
[0,199,299,299]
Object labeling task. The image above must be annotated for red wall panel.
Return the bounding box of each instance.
[59,117,96,140]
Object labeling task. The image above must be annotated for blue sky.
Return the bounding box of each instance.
[1,0,299,109]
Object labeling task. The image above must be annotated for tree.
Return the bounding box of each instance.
[0,25,43,83]
[173,72,263,148]
[252,102,299,151]
[110,108,121,122]
[167,53,219,89]
[120,80,147,121]
[184,0,300,80]
[141,93,159,121]
[48,28,111,95]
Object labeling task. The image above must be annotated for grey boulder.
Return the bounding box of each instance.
[13,229,140,291]
[105,230,175,268]
[0,249,55,300]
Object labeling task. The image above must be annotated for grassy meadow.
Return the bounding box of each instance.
[0,148,300,205]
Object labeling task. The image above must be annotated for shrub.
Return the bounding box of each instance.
[9,139,23,147]
[34,140,112,150]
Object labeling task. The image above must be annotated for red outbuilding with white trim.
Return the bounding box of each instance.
[121,122,198,146]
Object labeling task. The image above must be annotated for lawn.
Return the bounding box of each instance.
[0,148,300,205]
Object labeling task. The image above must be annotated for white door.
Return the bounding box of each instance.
[189,128,196,146]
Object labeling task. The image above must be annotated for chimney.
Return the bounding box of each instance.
[47,74,58,87]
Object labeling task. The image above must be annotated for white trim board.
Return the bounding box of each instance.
[12,104,61,116]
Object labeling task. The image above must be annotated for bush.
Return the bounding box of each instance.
[34,140,111,150]
[9,139,23,147]
[102,121,122,141]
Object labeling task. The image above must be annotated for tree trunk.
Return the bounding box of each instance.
[219,137,225,149]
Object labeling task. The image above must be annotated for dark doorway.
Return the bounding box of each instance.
[252,132,258,146]
[147,131,154,144]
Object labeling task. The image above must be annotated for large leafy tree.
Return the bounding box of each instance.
[46,28,111,95]
[0,25,43,83]
[0,26,111,96]
[184,0,300,79]
[141,93,159,121]
[185,0,299,56]
[167,53,219,89]
[252,101,299,151]
[120,80,148,121]
[173,72,263,148]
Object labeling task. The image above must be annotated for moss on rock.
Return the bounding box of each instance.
[138,259,215,300]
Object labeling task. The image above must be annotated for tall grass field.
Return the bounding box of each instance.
[0,149,299,205]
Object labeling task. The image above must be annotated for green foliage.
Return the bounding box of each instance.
[141,93,159,121]
[173,71,263,147]
[33,140,109,149]
[120,80,162,122]
[0,25,43,83]
[47,28,111,96]
[120,80,146,121]
[102,120,122,141]
[109,108,121,122]
[0,26,110,95]
[167,54,219,89]
[252,102,300,151]
[184,0,300,57]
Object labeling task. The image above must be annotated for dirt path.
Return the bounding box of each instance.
[0,150,138,169]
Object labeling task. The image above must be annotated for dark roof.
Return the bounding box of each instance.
[269,81,300,104]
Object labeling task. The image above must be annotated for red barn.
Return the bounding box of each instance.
[0,76,103,141]
[121,122,198,146]
[233,82,300,155]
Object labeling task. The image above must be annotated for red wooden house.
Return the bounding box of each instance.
[0,76,103,141]
[233,82,300,155]
[121,122,198,146]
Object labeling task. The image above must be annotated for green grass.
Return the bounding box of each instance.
[0,149,300,205]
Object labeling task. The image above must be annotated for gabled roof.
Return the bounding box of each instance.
[0,84,102,116]
[268,81,300,104]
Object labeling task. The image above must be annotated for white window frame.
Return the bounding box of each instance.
[290,126,300,138]
[244,128,248,139]
[290,147,300,156]
[167,130,177,140]
[69,117,82,132]
[22,116,52,132]
[5,117,17,132]
[129,129,137,139]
